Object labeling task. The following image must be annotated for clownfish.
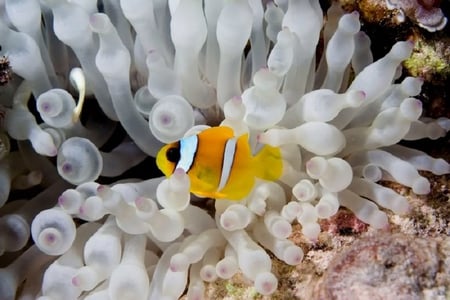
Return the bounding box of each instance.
[156,126,283,200]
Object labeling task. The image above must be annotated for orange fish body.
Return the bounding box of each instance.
[156,126,282,200]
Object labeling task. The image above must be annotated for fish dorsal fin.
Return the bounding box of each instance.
[198,126,235,139]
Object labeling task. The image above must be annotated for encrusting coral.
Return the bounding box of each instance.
[0,0,449,299]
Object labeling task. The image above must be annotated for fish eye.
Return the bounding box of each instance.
[166,147,180,163]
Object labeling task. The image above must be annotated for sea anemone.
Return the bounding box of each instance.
[0,0,448,299]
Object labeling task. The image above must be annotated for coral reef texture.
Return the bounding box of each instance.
[0,0,449,299]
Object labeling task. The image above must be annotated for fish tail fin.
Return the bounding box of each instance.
[253,145,283,181]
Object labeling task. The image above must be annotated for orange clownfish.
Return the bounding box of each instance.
[156,126,283,200]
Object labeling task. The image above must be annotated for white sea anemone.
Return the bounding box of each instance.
[0,0,449,299]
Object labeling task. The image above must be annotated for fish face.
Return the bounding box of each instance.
[156,142,180,176]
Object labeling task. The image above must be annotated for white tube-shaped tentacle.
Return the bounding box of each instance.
[281,0,322,103]
[267,27,294,77]
[248,0,268,77]
[203,0,225,86]
[296,202,321,241]
[199,247,221,282]
[349,76,423,128]
[242,69,286,130]
[146,50,181,99]
[187,262,206,299]
[31,208,76,255]
[57,137,103,185]
[218,225,272,282]
[58,182,99,215]
[169,229,226,273]
[292,179,318,202]
[120,0,173,65]
[0,20,51,96]
[156,168,191,211]
[280,201,302,223]
[39,223,101,300]
[315,191,340,219]
[42,0,117,120]
[347,149,430,194]
[338,189,389,229]
[252,220,303,266]
[403,119,448,140]
[215,245,239,280]
[180,205,216,235]
[72,216,122,291]
[264,210,292,239]
[216,0,253,107]
[349,178,410,214]
[306,157,353,192]
[36,89,76,128]
[351,31,373,75]
[382,144,450,175]
[5,0,58,86]
[170,0,215,108]
[258,122,346,156]
[219,204,254,231]
[220,96,249,136]
[96,185,149,234]
[4,84,57,157]
[145,208,185,242]
[149,95,195,143]
[108,234,150,300]
[90,12,164,156]
[314,2,344,86]
[332,41,414,129]
[321,12,360,91]
[0,246,54,300]
[147,243,182,299]
[100,140,147,177]
[341,98,423,156]
[246,181,287,216]
[264,2,284,43]
[0,180,69,255]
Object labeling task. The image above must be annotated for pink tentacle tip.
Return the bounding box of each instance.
[262,281,276,294]
[351,11,360,17]
[292,254,302,264]
[359,90,366,99]
[403,204,412,215]
[46,232,57,244]
[78,206,85,215]
[57,196,65,206]
[173,168,186,177]
[135,196,145,208]
[231,95,242,103]
[217,266,227,276]
[49,147,58,157]
[381,222,391,231]
[415,99,423,109]
[97,185,106,193]
[406,39,415,47]
[169,264,178,273]
[71,276,80,287]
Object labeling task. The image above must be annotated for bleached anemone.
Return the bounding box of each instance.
[0,0,448,299]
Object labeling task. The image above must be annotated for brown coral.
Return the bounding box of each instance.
[313,232,450,300]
